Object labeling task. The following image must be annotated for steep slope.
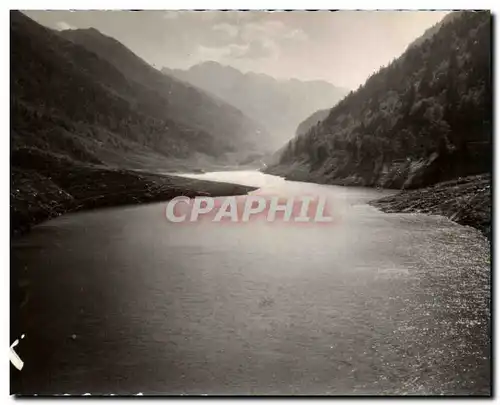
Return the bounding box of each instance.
[295,108,330,137]
[10,11,264,233]
[267,11,491,190]
[11,11,267,169]
[407,11,462,49]
[60,29,269,156]
[163,62,348,149]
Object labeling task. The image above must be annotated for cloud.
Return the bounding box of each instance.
[186,16,301,64]
[234,40,277,59]
[55,21,75,30]
[195,43,250,61]
[194,39,277,63]
[227,44,251,58]
[159,13,302,63]
[283,29,308,41]
[195,44,234,61]
[234,20,304,55]
[240,20,286,42]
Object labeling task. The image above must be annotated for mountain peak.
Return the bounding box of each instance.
[71,27,101,34]
[189,61,241,75]
[12,11,269,170]
[164,61,348,148]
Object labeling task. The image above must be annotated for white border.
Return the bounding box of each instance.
[3,0,498,10]
[3,0,498,403]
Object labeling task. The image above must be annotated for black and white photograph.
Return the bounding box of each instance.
[9,7,492,396]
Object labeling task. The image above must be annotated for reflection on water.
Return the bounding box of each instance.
[12,171,490,395]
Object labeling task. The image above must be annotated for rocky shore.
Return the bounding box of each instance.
[370,174,491,239]
[11,149,256,236]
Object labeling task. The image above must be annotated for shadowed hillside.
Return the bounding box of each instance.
[11,11,268,169]
[267,11,491,190]
[10,11,262,233]
[60,29,269,158]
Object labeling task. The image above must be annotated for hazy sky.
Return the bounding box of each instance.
[22,10,449,89]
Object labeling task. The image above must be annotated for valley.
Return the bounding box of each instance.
[10,10,492,396]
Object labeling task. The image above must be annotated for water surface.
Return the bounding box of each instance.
[12,171,490,395]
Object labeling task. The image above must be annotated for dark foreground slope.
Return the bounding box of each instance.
[266,11,491,189]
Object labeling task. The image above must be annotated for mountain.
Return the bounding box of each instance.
[266,11,491,190]
[295,108,331,137]
[407,11,462,50]
[11,11,268,170]
[162,62,348,149]
[11,11,271,233]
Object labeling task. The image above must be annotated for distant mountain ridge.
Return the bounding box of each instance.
[162,62,348,149]
[60,30,270,154]
[11,11,268,170]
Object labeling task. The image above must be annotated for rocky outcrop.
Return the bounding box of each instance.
[370,174,491,238]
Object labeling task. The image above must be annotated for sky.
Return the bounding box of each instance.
[22,10,449,89]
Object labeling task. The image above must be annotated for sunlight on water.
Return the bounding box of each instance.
[13,171,490,395]
[179,170,288,189]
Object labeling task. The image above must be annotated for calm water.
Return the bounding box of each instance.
[12,171,490,395]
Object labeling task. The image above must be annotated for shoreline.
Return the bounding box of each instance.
[263,166,491,238]
[10,163,257,352]
[369,174,491,239]
[11,163,257,237]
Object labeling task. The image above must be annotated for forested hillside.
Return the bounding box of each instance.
[267,11,491,189]
[10,11,267,233]
[11,11,267,169]
[60,29,268,156]
[295,109,330,137]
